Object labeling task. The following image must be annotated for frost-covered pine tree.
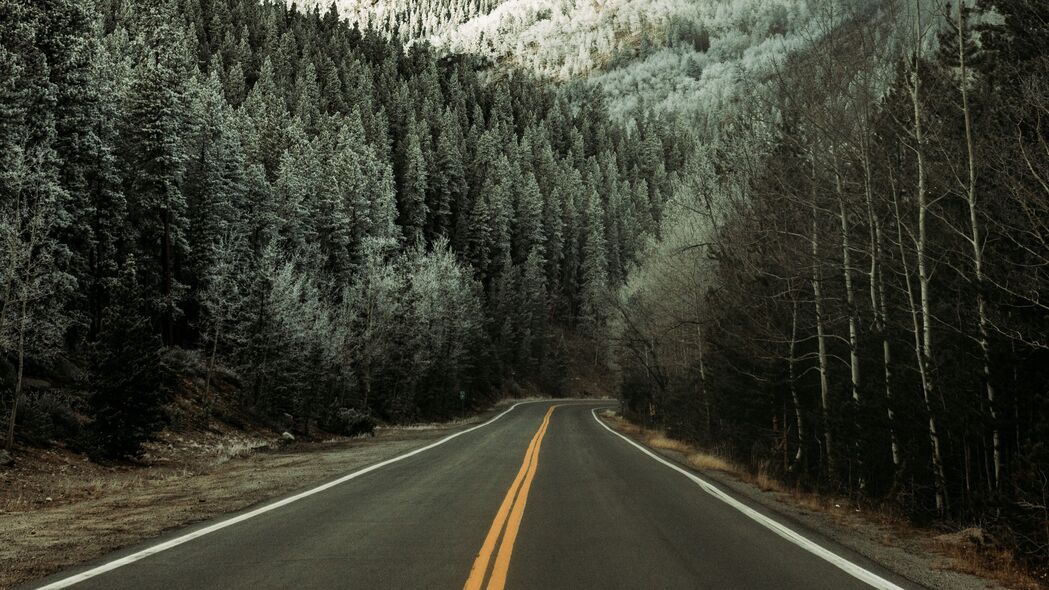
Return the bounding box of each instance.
[121,0,192,344]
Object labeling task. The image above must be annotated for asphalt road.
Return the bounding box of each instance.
[29,401,922,590]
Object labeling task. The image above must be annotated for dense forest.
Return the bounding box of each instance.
[0,0,687,458]
[7,0,1049,574]
[616,0,1049,568]
[304,0,823,122]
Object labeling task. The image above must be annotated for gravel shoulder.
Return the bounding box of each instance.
[0,406,507,590]
[599,411,1021,590]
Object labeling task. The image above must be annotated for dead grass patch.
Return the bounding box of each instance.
[645,433,692,454]
[934,541,1044,590]
[685,451,736,473]
[601,411,642,435]
[752,465,789,494]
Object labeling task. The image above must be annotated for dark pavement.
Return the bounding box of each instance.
[28,401,921,590]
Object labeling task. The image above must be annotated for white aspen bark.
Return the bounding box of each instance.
[0,188,22,357]
[862,150,900,469]
[695,320,712,439]
[834,162,864,490]
[895,190,946,512]
[835,167,861,404]
[203,321,221,425]
[877,240,900,470]
[812,204,834,476]
[910,0,948,512]
[956,3,999,490]
[789,297,805,467]
[5,297,27,450]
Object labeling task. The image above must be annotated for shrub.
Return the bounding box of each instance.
[323,407,377,437]
[18,390,84,445]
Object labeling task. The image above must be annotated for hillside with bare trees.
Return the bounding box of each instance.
[614,0,1049,575]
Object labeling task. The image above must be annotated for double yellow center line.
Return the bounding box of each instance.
[463,405,558,590]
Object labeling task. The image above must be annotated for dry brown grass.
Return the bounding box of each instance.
[790,490,832,513]
[645,433,692,453]
[935,541,1045,590]
[685,452,736,473]
[752,464,789,494]
[600,411,642,435]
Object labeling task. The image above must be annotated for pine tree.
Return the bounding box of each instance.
[120,2,191,344]
[241,57,288,180]
[580,186,610,341]
[293,60,322,134]
[518,247,548,374]
[428,108,466,242]
[185,70,245,287]
[88,257,169,459]
[512,170,545,264]
[0,0,689,454]
[397,116,429,246]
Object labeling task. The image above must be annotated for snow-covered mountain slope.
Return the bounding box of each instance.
[294,1,904,123]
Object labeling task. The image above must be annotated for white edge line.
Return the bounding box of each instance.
[34,401,543,590]
[590,408,907,590]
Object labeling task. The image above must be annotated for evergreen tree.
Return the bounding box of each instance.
[0,0,685,457]
[88,257,169,459]
[428,108,466,242]
[397,116,429,246]
[512,171,544,264]
[580,187,609,336]
[120,1,191,344]
[293,60,322,134]
[185,70,244,286]
[241,57,287,180]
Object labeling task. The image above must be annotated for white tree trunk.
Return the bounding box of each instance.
[5,297,27,450]
[695,320,712,439]
[203,321,221,426]
[835,169,861,405]
[789,297,805,468]
[909,0,948,512]
[955,2,999,490]
[863,153,900,470]
[812,205,834,476]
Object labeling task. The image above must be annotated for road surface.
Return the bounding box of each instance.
[28,401,920,590]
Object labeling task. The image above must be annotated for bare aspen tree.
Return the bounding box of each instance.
[2,149,69,451]
[952,1,1000,490]
[811,195,834,476]
[891,170,948,512]
[693,292,712,440]
[788,291,805,469]
[850,44,901,470]
[832,158,861,406]
[907,0,948,512]
[855,19,902,472]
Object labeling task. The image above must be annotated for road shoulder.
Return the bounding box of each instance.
[0,404,515,590]
[596,410,1016,590]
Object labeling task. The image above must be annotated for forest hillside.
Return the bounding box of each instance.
[6,0,1049,582]
[0,0,688,459]
[298,0,835,122]
[613,0,1049,575]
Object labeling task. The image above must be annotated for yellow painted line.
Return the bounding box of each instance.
[485,406,555,590]
[464,406,557,590]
